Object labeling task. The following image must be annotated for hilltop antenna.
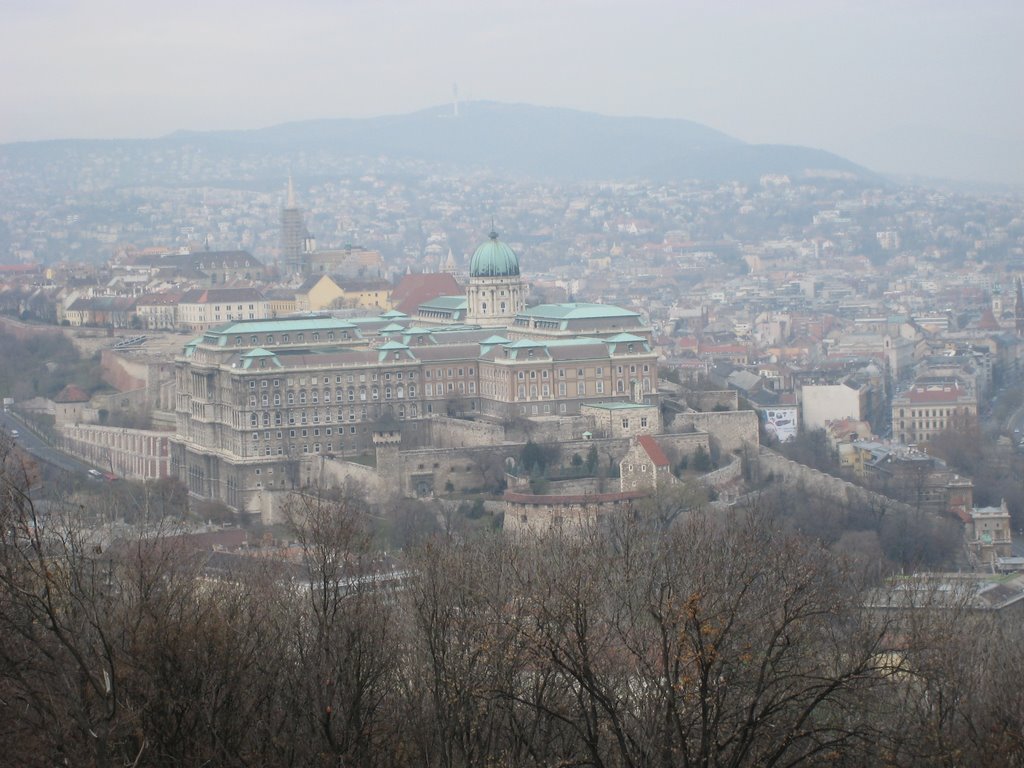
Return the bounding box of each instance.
[452,82,459,118]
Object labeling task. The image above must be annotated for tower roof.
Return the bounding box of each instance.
[54,384,90,403]
[469,230,520,278]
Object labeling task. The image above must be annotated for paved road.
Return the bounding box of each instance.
[1,410,100,478]
[1008,403,1024,439]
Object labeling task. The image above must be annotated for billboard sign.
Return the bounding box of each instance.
[763,406,798,443]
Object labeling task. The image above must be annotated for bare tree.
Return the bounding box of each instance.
[282,485,402,766]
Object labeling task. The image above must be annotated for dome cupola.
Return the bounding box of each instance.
[469,230,520,278]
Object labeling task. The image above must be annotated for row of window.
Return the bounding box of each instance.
[248,384,425,406]
[234,329,350,346]
[244,403,423,427]
[243,367,477,390]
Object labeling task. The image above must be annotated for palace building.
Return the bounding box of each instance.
[171,232,657,511]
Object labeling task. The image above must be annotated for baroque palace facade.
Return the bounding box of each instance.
[172,232,658,510]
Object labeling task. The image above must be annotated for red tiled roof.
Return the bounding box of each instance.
[637,435,670,467]
[136,291,183,306]
[53,384,90,403]
[906,386,967,404]
[391,273,462,314]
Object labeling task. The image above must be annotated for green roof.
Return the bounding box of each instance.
[380,309,408,318]
[377,340,414,363]
[183,337,203,356]
[240,348,283,369]
[210,317,357,336]
[379,323,406,333]
[480,335,511,345]
[470,231,520,277]
[505,339,546,348]
[605,332,647,342]
[519,303,639,321]
[420,296,468,310]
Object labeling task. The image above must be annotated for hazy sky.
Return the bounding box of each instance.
[2,0,1022,181]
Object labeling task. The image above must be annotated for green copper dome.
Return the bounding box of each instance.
[470,230,520,277]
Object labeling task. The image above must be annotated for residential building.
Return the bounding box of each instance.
[891,378,977,446]
[177,288,269,332]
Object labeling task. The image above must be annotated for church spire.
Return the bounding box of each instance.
[1015,276,1024,336]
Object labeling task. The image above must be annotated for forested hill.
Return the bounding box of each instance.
[3,102,873,184]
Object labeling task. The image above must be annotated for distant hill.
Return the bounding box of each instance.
[163,101,871,183]
[2,102,872,186]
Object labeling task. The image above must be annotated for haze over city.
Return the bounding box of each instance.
[3,0,1023,184]
[6,1,1024,764]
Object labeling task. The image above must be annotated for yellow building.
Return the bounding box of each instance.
[336,279,391,311]
[295,275,345,312]
[296,275,391,312]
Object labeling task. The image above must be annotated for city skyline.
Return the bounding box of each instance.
[2,0,1023,184]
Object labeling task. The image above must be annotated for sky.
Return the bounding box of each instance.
[2,0,1023,183]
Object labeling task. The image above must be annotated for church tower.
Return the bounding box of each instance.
[1015,276,1024,336]
[280,176,311,277]
[464,229,526,327]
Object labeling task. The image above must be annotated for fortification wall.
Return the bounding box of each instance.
[100,349,148,392]
[317,458,389,503]
[391,431,711,498]
[756,448,915,515]
[93,387,151,414]
[670,410,759,453]
[686,390,739,412]
[428,416,506,448]
[506,415,595,444]
[0,316,63,343]
[544,478,605,495]
[700,455,744,501]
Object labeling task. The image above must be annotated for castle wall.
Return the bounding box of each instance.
[505,415,595,444]
[504,490,646,534]
[669,410,759,453]
[700,455,745,501]
[316,458,389,504]
[0,316,63,343]
[392,431,711,498]
[100,349,148,392]
[427,415,506,448]
[756,447,915,515]
[686,390,739,412]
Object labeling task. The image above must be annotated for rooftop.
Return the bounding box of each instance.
[519,303,640,321]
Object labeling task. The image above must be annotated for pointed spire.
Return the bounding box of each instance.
[489,217,498,240]
[1016,276,1024,336]
[286,174,296,209]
